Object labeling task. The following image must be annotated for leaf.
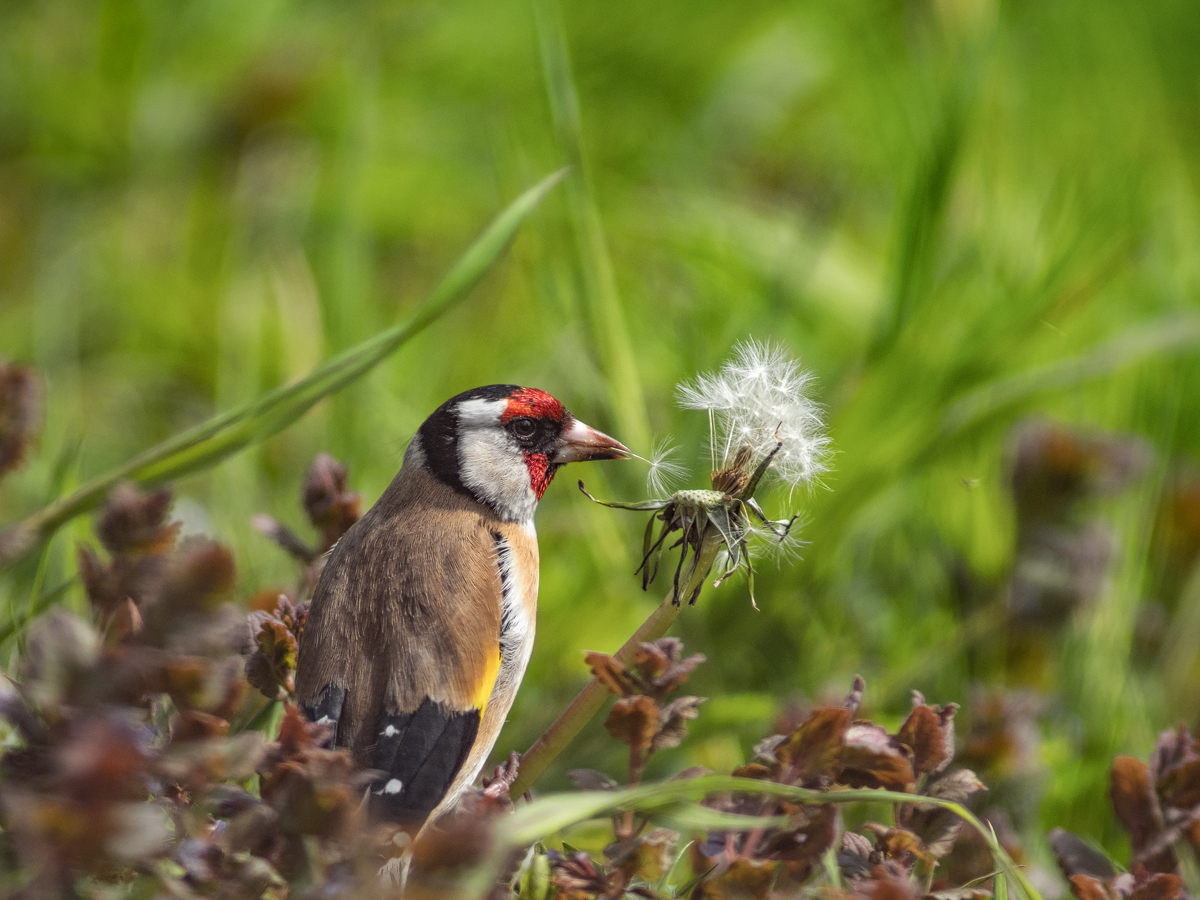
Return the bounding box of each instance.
[1049,828,1118,880]
[841,723,916,791]
[896,696,958,778]
[95,484,178,554]
[654,696,706,751]
[851,860,921,900]
[731,763,774,780]
[244,613,298,700]
[1110,755,1177,874]
[503,775,1042,900]
[864,824,936,867]
[605,696,660,751]
[654,654,707,696]
[844,675,866,716]
[256,621,296,670]
[0,169,567,572]
[156,539,237,617]
[700,858,776,900]
[21,610,100,710]
[768,802,837,871]
[629,828,678,882]
[520,850,552,900]
[105,802,171,863]
[776,706,852,782]
[840,831,876,880]
[170,710,230,743]
[1156,757,1200,810]
[547,849,609,900]
[634,641,673,679]
[1128,872,1184,900]
[276,703,330,755]
[843,830,874,860]
[926,769,986,804]
[303,453,361,551]
[902,769,987,860]
[578,480,669,511]
[585,651,635,697]
[58,715,153,802]
[1068,877,1110,900]
[107,599,144,645]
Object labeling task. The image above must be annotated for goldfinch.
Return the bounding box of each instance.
[294,385,628,827]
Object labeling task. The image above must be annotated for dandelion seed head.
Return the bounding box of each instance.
[677,339,829,491]
[645,438,688,496]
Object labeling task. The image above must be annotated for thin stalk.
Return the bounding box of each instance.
[510,533,722,797]
[532,0,649,451]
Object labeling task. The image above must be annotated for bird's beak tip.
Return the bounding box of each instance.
[554,420,631,464]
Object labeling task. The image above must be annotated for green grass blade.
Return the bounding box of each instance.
[505,775,1042,900]
[941,314,1200,437]
[532,0,649,451]
[0,170,568,571]
[870,70,972,359]
[0,576,76,647]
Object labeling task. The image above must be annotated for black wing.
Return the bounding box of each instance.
[369,698,480,823]
[299,684,346,749]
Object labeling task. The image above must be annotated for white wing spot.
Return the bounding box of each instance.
[316,716,332,725]
[384,779,403,795]
[382,725,398,737]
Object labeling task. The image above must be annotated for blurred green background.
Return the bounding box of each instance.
[3,0,1200,876]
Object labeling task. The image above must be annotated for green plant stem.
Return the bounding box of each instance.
[510,534,722,797]
[532,0,649,451]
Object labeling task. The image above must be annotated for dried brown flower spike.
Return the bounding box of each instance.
[0,361,41,478]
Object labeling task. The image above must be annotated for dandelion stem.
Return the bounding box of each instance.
[509,532,723,797]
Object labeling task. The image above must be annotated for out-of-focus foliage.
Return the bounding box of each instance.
[0,481,379,895]
[3,0,1200,883]
[1049,723,1200,900]
[0,499,1020,900]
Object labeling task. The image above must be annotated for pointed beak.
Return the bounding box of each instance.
[552,418,631,464]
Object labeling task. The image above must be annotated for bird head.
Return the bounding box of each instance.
[410,385,630,523]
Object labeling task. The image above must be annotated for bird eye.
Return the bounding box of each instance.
[511,417,537,439]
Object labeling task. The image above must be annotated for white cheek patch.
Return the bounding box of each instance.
[458,426,537,523]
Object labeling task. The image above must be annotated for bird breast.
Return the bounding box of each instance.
[451,519,538,798]
[493,521,539,699]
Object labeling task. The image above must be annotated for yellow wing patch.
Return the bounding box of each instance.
[471,647,502,713]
